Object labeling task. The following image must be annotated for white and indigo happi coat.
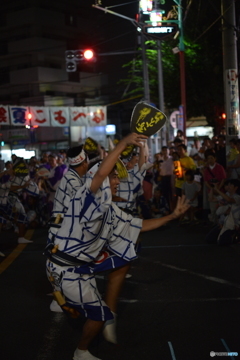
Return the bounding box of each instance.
[114,163,146,211]
[49,168,85,236]
[48,174,142,273]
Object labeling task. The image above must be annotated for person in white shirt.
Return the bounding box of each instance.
[159,146,174,210]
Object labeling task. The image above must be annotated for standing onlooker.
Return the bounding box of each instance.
[203,151,226,223]
[175,144,196,198]
[160,146,174,210]
[181,169,201,223]
[152,152,162,191]
[215,135,226,169]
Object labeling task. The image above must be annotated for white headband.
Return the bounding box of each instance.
[68,149,87,166]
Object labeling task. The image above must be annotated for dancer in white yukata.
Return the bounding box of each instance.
[46,133,189,360]
[114,145,146,214]
[48,144,89,312]
[0,164,39,243]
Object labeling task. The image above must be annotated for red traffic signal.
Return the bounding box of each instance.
[65,49,96,72]
[221,113,226,120]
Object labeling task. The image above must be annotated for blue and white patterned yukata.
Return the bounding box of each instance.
[46,175,142,321]
[114,164,146,211]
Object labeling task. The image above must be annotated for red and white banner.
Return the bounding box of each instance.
[0,105,107,127]
[30,107,51,127]
[9,106,29,126]
[50,107,70,127]
[88,106,107,126]
[70,107,89,126]
[0,105,10,125]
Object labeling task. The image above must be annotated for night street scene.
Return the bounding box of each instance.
[0,1,240,360]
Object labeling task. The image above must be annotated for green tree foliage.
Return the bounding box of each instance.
[120,0,226,125]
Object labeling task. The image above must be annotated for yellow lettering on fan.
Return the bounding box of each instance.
[136,108,151,123]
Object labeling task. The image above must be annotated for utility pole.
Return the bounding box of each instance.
[221,0,239,140]
[172,0,186,138]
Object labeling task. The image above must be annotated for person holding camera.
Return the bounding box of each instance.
[203,152,226,223]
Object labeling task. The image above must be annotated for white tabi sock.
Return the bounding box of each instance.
[102,311,117,344]
[17,237,33,244]
[73,349,101,360]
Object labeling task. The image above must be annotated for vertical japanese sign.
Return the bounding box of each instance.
[177,105,184,132]
[225,69,240,135]
[0,105,10,125]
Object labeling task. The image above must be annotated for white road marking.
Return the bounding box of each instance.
[157,262,240,289]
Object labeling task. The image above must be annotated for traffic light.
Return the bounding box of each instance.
[221,113,226,120]
[65,49,96,72]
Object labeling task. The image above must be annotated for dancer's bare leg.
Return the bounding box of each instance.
[78,319,104,350]
[103,264,131,344]
[104,264,131,313]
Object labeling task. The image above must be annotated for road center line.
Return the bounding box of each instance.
[158,262,240,289]
[221,339,235,360]
[168,341,177,360]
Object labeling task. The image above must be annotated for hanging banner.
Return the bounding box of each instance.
[30,106,51,127]
[88,106,107,126]
[70,107,89,126]
[0,105,10,125]
[0,105,108,127]
[9,106,29,126]
[225,69,240,135]
[50,107,70,127]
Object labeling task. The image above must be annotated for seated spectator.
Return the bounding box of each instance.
[226,138,239,178]
[203,151,226,223]
[150,188,169,218]
[180,169,201,224]
[205,179,240,246]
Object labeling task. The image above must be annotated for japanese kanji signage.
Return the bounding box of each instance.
[0,105,107,127]
[0,105,10,125]
[225,69,240,135]
[9,106,29,126]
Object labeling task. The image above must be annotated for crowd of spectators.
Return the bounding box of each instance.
[138,129,240,246]
[0,129,240,254]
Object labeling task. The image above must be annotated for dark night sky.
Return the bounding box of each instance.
[78,0,240,104]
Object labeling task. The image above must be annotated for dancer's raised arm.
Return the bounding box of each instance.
[90,133,147,194]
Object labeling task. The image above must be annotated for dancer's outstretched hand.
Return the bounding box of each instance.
[122,133,148,147]
[171,195,190,219]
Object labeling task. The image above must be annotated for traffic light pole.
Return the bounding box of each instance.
[93,4,150,104]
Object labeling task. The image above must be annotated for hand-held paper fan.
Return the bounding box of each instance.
[84,137,98,153]
[121,144,135,159]
[130,102,167,136]
[116,158,128,179]
[13,159,29,178]
[37,167,50,178]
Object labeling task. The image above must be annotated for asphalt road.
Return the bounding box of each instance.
[0,220,240,360]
